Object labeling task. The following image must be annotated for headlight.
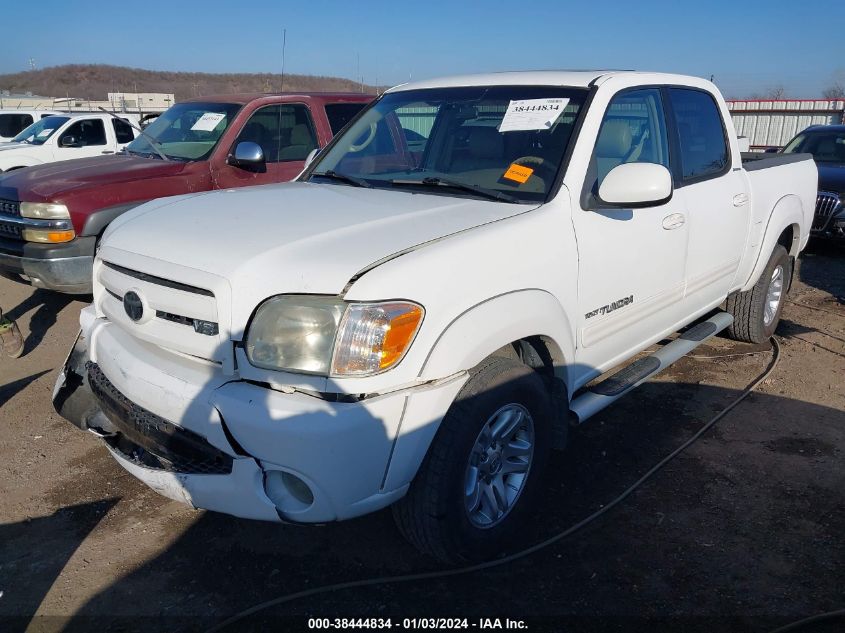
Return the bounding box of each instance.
[20,202,70,219]
[246,296,424,377]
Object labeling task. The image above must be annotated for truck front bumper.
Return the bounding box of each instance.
[0,236,95,294]
[53,318,466,523]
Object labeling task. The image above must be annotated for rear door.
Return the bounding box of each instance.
[572,87,689,370]
[111,117,136,152]
[212,103,320,188]
[667,88,749,306]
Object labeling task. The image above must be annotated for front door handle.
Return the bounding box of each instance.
[101,150,114,154]
[733,193,749,207]
[662,213,686,230]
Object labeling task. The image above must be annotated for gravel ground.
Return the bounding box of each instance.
[0,244,843,633]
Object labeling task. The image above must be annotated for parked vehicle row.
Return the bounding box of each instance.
[50,71,817,562]
[0,109,62,142]
[0,93,372,293]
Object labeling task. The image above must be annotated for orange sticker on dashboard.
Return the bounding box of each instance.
[503,163,533,184]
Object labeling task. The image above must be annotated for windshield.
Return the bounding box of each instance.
[12,116,68,145]
[308,86,587,203]
[783,130,845,163]
[125,102,241,161]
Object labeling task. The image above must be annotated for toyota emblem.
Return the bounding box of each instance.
[123,291,144,322]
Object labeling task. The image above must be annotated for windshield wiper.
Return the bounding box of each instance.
[390,176,518,203]
[310,170,372,188]
[97,107,170,162]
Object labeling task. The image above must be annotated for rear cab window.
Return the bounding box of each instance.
[325,103,368,135]
[0,113,34,137]
[112,118,135,144]
[668,88,729,182]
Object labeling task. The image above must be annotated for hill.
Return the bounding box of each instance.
[0,64,379,100]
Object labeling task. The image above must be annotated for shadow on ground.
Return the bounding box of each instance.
[0,499,119,633]
[3,289,78,357]
[14,382,842,633]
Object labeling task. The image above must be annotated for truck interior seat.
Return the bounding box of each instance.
[451,127,505,172]
[278,124,316,161]
[595,119,632,182]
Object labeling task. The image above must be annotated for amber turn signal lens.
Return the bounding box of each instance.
[380,305,424,369]
[331,301,425,376]
[22,228,76,243]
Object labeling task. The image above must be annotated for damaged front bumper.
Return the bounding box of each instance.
[52,318,466,524]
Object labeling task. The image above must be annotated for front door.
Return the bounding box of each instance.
[572,87,689,373]
[213,104,319,189]
[54,118,111,160]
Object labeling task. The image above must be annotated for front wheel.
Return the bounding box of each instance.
[392,357,553,563]
[726,244,791,343]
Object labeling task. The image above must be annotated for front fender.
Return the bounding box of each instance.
[0,155,42,171]
[740,194,804,292]
[419,288,575,389]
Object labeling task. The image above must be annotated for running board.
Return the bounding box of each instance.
[570,312,734,424]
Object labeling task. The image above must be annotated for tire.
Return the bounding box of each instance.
[392,357,553,563]
[726,244,791,344]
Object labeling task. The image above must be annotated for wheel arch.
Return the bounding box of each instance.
[383,290,576,494]
[418,288,576,393]
[740,194,804,293]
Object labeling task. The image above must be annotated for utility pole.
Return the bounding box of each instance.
[280,29,287,92]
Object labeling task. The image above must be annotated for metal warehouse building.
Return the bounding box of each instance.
[727,99,845,150]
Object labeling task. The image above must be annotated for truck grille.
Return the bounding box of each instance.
[0,199,23,241]
[87,361,233,475]
[0,199,21,217]
[813,191,841,231]
[0,220,22,239]
[97,260,223,362]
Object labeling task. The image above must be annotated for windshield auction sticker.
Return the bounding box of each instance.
[191,112,226,131]
[498,98,570,132]
[503,163,534,183]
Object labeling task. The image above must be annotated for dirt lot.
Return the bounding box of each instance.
[1,245,843,633]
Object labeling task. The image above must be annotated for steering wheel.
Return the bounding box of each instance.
[511,155,557,181]
[349,122,378,152]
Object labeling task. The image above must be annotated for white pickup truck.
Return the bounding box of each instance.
[0,112,138,171]
[54,71,816,562]
[0,109,62,142]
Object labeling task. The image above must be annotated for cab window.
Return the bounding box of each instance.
[61,119,107,146]
[234,104,319,163]
[668,88,729,181]
[592,88,670,189]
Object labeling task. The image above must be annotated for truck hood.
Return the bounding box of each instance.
[0,155,187,201]
[101,181,535,332]
[0,142,29,152]
[817,163,845,196]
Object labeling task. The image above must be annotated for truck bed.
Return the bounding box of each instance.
[741,152,814,172]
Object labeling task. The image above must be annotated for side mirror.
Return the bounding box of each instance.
[60,135,79,148]
[304,147,320,170]
[228,141,265,172]
[598,163,673,208]
[764,147,780,154]
[737,136,750,153]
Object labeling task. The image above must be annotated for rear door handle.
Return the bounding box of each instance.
[733,193,749,207]
[101,150,114,154]
[662,213,686,230]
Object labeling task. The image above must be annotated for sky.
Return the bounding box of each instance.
[1,0,843,98]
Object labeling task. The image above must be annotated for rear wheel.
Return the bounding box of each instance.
[726,245,791,343]
[392,357,553,563]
